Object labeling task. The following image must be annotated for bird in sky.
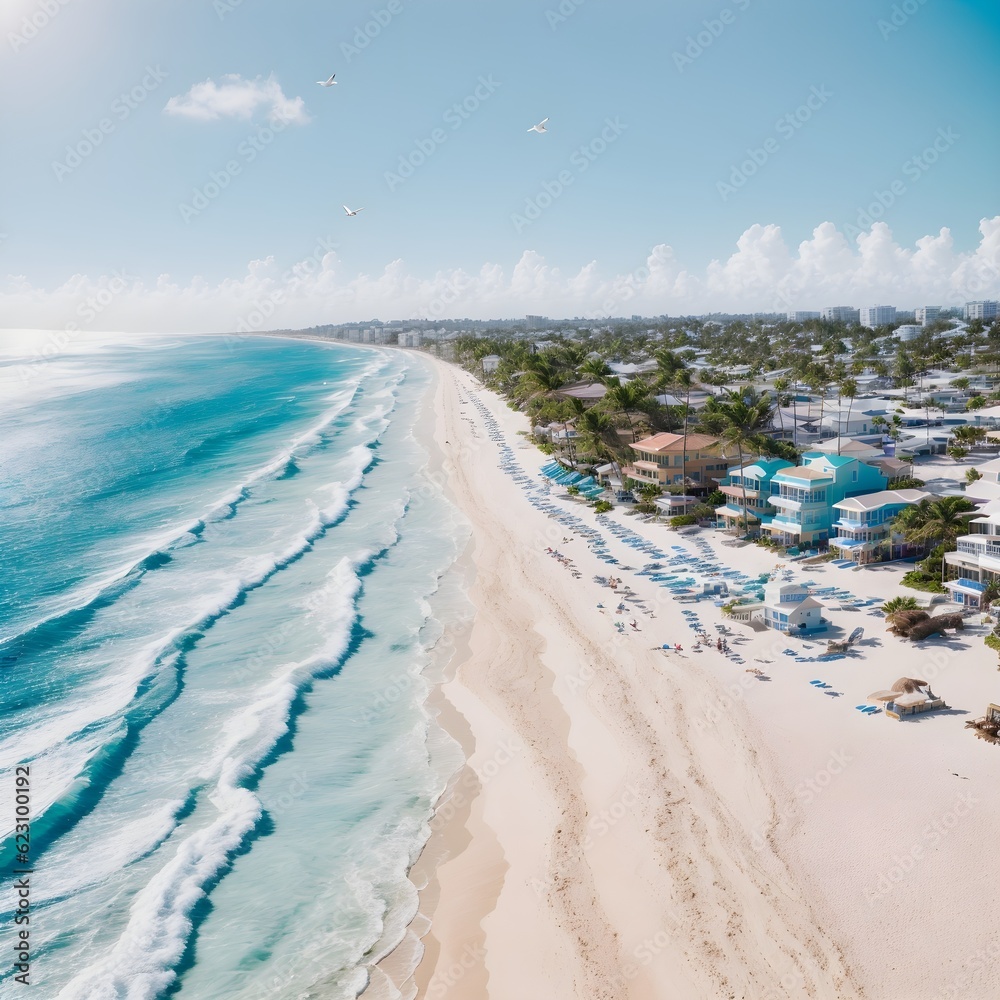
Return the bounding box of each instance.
[343,205,364,217]
[527,117,549,134]
[317,74,338,87]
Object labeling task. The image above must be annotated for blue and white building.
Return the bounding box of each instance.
[829,489,931,564]
[762,581,826,633]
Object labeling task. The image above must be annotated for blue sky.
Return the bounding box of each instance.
[1,0,998,328]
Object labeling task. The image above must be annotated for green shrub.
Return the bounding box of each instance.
[670,513,698,527]
[593,499,613,514]
[566,485,580,496]
[900,570,946,594]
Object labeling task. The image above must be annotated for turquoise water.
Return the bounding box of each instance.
[0,334,467,998]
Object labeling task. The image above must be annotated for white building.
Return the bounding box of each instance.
[481,354,501,373]
[821,306,860,324]
[787,311,821,322]
[762,581,826,634]
[829,489,931,564]
[895,324,923,342]
[944,499,1000,606]
[915,306,941,326]
[860,305,897,328]
[399,330,423,348]
[966,301,999,322]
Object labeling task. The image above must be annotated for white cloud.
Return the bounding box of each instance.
[2,220,999,335]
[164,74,309,125]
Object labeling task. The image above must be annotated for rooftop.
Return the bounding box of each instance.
[728,457,794,477]
[632,432,720,454]
[801,452,857,469]
[775,466,835,482]
[833,489,930,512]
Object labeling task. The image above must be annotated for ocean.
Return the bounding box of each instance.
[0,332,468,999]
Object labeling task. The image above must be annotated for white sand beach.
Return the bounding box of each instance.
[402,355,1000,1000]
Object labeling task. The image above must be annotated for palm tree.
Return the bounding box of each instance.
[520,356,566,399]
[773,377,790,440]
[981,578,1000,614]
[891,496,977,583]
[952,424,986,446]
[838,377,858,452]
[714,389,776,534]
[575,407,620,465]
[651,348,686,391]
[881,595,920,614]
[806,364,829,443]
[674,367,700,491]
[600,377,652,444]
[577,356,612,382]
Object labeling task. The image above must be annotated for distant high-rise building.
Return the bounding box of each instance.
[525,315,548,330]
[787,311,821,322]
[914,306,940,327]
[860,305,897,329]
[821,306,860,324]
[966,301,999,322]
[895,324,923,342]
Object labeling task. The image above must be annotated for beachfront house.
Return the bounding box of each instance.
[762,580,826,633]
[943,504,1000,607]
[624,432,726,494]
[761,453,888,549]
[715,458,794,536]
[829,489,931,564]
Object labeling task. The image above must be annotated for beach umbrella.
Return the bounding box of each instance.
[867,690,900,702]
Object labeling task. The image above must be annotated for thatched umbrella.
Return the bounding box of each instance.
[868,690,900,702]
[886,609,929,627]
[886,609,930,636]
[893,691,930,709]
[891,677,929,694]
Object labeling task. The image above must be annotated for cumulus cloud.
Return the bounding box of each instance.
[164,74,309,125]
[2,220,999,335]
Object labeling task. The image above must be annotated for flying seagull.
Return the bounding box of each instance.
[343,205,364,217]
[527,117,549,134]
[317,74,337,87]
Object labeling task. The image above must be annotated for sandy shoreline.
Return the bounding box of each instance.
[369,347,1000,999]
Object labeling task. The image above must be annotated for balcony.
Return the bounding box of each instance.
[957,539,1000,558]
[834,520,888,537]
[720,483,763,500]
[624,464,661,483]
